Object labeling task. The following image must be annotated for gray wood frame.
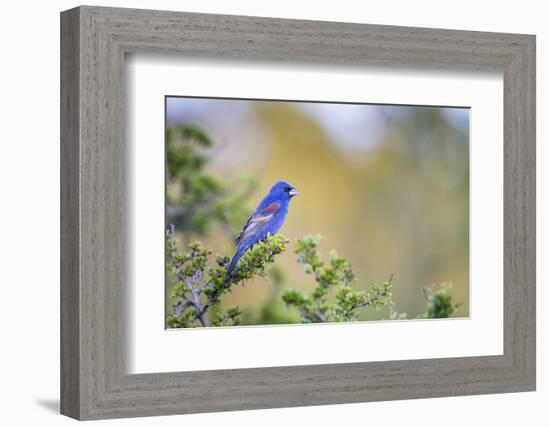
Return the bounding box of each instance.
[60,5,536,420]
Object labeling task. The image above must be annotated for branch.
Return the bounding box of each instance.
[167,224,211,327]
[167,227,288,328]
[284,235,397,323]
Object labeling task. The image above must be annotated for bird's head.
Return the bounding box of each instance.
[269,180,299,201]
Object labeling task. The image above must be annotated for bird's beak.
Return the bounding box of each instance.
[289,188,299,196]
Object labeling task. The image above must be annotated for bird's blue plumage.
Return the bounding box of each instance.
[226,180,299,276]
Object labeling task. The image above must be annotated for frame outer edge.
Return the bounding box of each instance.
[502,34,536,391]
[527,35,536,390]
[60,6,82,420]
[61,5,537,420]
[519,34,536,389]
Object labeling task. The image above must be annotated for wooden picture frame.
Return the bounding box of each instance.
[60,5,536,420]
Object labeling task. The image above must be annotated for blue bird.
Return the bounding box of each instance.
[226,180,299,276]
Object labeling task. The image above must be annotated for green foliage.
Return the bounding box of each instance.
[418,283,458,319]
[212,307,243,327]
[166,123,257,235]
[203,234,289,308]
[282,234,400,323]
[167,225,288,328]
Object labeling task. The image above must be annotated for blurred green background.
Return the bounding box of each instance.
[166,97,469,324]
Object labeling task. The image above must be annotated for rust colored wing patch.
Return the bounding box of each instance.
[261,202,280,214]
[235,201,281,246]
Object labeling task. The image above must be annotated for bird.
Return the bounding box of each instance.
[226,180,299,276]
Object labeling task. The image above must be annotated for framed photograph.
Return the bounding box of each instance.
[61,6,535,420]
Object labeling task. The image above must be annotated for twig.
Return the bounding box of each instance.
[420,286,431,302]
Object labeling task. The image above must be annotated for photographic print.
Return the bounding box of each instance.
[165,97,469,328]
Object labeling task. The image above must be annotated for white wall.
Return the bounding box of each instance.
[0,0,546,425]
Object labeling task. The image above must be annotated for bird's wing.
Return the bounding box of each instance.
[235,201,281,246]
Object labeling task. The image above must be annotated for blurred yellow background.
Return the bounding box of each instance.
[166,97,469,324]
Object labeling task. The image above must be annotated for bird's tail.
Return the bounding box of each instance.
[226,247,244,278]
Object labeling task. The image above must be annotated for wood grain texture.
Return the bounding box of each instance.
[60,7,80,419]
[60,5,536,420]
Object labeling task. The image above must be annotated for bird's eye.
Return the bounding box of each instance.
[284,186,291,192]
